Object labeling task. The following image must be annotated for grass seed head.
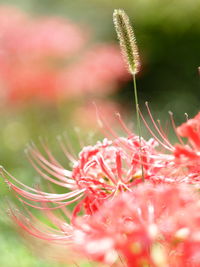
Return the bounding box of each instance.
[113,9,140,75]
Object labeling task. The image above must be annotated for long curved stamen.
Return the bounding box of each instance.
[139,108,174,151]
[27,147,75,184]
[168,111,185,145]
[26,154,75,189]
[145,102,174,150]
[10,208,72,242]
[94,103,121,140]
[23,207,72,235]
[17,194,84,210]
[33,143,72,178]
[115,112,133,135]
[57,136,77,163]
[7,181,85,203]
[39,139,65,168]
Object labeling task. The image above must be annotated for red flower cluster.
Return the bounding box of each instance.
[0,6,129,105]
[2,111,200,266]
[74,184,200,266]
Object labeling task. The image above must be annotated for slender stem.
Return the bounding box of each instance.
[133,74,144,181]
[133,74,141,137]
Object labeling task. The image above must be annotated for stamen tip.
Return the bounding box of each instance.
[115,112,120,117]
[184,113,189,120]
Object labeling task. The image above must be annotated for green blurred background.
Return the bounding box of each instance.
[0,0,199,266]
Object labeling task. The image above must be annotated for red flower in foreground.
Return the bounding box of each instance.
[5,182,200,266]
[2,112,200,266]
[2,112,200,216]
[3,104,178,217]
[140,105,200,184]
[73,184,200,267]
[2,133,163,216]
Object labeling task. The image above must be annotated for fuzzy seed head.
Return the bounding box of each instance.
[113,9,140,75]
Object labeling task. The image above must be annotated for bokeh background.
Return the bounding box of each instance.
[0,0,200,266]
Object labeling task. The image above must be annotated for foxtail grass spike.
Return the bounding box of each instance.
[113,9,140,75]
[113,9,144,180]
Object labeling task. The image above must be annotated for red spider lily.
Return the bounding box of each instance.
[5,175,200,266]
[174,112,200,174]
[139,104,200,184]
[2,109,200,265]
[1,5,200,266]
[73,183,200,267]
[2,131,164,216]
[4,111,200,218]
[3,100,181,217]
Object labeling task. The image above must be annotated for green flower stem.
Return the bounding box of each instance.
[133,74,144,181]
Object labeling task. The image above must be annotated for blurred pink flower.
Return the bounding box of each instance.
[59,44,129,98]
[0,6,129,104]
